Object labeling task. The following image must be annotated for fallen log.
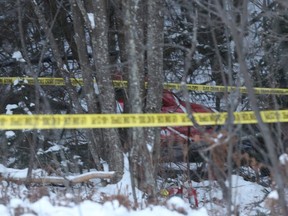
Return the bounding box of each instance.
[0,171,115,185]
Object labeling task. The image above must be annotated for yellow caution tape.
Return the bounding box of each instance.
[0,77,84,86]
[163,82,288,95]
[1,77,288,95]
[0,110,287,130]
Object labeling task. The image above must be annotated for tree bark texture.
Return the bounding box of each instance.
[145,0,164,190]
[87,0,124,183]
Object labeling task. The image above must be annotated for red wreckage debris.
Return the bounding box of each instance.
[116,89,215,162]
[159,90,214,162]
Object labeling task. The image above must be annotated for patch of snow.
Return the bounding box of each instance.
[73,155,80,160]
[0,161,272,216]
[217,133,224,139]
[0,164,47,179]
[18,101,32,115]
[169,33,181,39]
[30,197,54,215]
[279,153,288,165]
[229,175,267,214]
[0,205,9,215]
[12,51,26,62]
[37,148,44,155]
[9,198,27,209]
[267,190,279,200]
[146,143,153,152]
[94,83,100,94]
[5,131,15,139]
[5,104,18,114]
[167,197,208,216]
[13,79,20,86]
[88,13,95,29]
[166,196,188,209]
[43,144,65,154]
[62,64,68,70]
[0,164,7,173]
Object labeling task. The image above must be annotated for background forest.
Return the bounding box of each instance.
[1,0,288,215]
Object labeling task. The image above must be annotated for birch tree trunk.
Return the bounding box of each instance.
[87,0,124,183]
[123,0,163,199]
[145,0,164,188]
[123,0,146,196]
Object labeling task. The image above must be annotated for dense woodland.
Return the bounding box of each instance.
[1,0,288,214]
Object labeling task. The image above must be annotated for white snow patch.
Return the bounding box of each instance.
[0,164,7,173]
[279,153,288,165]
[6,104,18,114]
[12,51,25,62]
[94,83,100,94]
[63,64,68,70]
[88,13,95,29]
[9,198,27,208]
[13,79,20,86]
[267,190,279,200]
[44,145,63,153]
[146,143,153,152]
[18,101,32,115]
[5,131,15,139]
[30,196,54,215]
[0,161,272,216]
[217,133,224,139]
[166,196,188,209]
[167,197,208,216]
[0,205,9,216]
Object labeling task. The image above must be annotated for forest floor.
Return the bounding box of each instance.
[0,156,275,216]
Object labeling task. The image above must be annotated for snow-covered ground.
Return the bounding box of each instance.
[0,156,274,216]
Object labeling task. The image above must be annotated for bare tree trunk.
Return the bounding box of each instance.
[70,0,104,172]
[71,0,124,182]
[87,0,124,183]
[145,0,164,193]
[113,1,131,153]
[122,0,155,200]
